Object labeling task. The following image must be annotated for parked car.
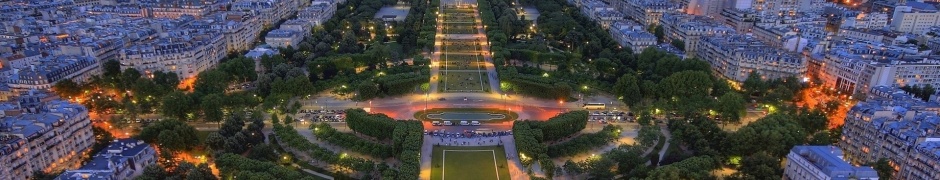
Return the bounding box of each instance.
[471,121,481,126]
[432,121,441,126]
[444,121,454,126]
[460,121,469,126]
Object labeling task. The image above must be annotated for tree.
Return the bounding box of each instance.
[200,93,224,123]
[103,59,122,78]
[921,84,936,102]
[613,74,641,106]
[872,158,893,180]
[653,25,665,42]
[137,164,168,180]
[356,81,380,100]
[724,114,807,157]
[734,151,782,180]
[136,119,200,152]
[161,91,194,120]
[204,132,225,151]
[52,79,82,99]
[194,70,230,97]
[742,72,767,96]
[717,92,747,124]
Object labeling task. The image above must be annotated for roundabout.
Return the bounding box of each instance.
[415,108,518,123]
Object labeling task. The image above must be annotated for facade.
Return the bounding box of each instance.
[623,0,679,26]
[839,92,940,180]
[696,34,806,82]
[810,44,940,95]
[119,30,226,79]
[0,95,94,180]
[579,0,623,28]
[718,8,758,32]
[891,1,940,34]
[56,139,157,180]
[784,146,879,180]
[6,56,99,90]
[264,29,302,49]
[660,13,736,58]
[299,1,336,27]
[610,21,657,53]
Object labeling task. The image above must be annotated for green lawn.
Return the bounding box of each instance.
[441,71,487,92]
[431,146,511,180]
[196,130,215,143]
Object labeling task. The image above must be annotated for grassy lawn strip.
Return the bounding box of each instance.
[312,123,392,158]
[414,108,518,123]
[431,146,511,180]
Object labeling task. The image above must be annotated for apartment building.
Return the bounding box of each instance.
[660,13,736,58]
[6,56,100,90]
[609,21,657,53]
[299,0,336,27]
[696,34,806,82]
[891,1,940,34]
[119,30,226,79]
[839,90,940,180]
[579,0,623,28]
[784,146,879,180]
[56,139,157,180]
[0,95,94,180]
[810,44,940,95]
[264,29,302,49]
[623,0,679,26]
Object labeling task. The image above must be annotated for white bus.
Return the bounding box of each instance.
[583,103,606,110]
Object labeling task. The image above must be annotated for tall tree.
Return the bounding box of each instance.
[733,151,782,180]
[743,72,767,96]
[161,91,194,120]
[200,93,225,123]
[717,92,747,124]
[613,74,642,106]
[52,79,82,99]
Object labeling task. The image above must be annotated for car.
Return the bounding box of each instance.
[438,98,446,101]
[443,121,453,126]
[460,121,469,126]
[432,121,441,126]
[471,121,481,126]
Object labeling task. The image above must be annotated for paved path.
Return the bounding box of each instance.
[550,122,639,165]
[292,164,335,180]
[656,125,672,162]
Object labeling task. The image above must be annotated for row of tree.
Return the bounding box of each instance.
[204,111,266,154]
[391,120,424,180]
[214,153,318,180]
[344,108,397,140]
[547,125,620,157]
[272,123,376,172]
[536,110,589,141]
[900,84,937,102]
[311,123,392,158]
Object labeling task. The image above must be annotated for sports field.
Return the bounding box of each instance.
[431,146,511,180]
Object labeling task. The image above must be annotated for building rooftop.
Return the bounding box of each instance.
[791,146,879,179]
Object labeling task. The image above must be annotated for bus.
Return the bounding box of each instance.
[583,103,606,110]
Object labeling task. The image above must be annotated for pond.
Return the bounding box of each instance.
[425,112,506,121]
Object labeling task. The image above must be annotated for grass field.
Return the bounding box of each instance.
[442,71,486,91]
[431,146,511,180]
[441,54,484,70]
[443,24,477,34]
